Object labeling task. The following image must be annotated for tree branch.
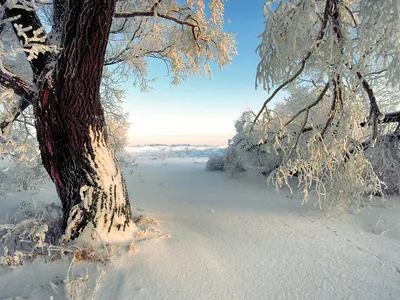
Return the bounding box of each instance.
[0,69,35,134]
[1,0,53,79]
[53,0,69,38]
[114,11,199,29]
[251,51,312,131]
[356,71,381,140]
[0,69,36,102]
[359,110,400,127]
[320,75,342,137]
[285,82,330,127]
[250,107,400,154]
[344,4,357,27]
[110,18,128,34]
[0,98,31,135]
[105,20,145,65]
[285,109,310,162]
[110,0,163,34]
[252,0,334,131]
[150,0,163,12]
[365,69,387,77]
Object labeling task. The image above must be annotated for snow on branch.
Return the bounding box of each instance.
[0,68,36,102]
[224,0,400,207]
[109,0,235,86]
[253,0,337,129]
[114,11,200,29]
[0,97,31,135]
[0,68,35,134]
[251,51,312,130]
[13,23,57,61]
[355,71,382,140]
[1,0,55,77]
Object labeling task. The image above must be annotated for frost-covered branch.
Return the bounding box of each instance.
[114,11,199,30]
[0,98,30,135]
[107,0,235,87]
[223,0,400,206]
[356,71,382,140]
[1,0,55,78]
[253,0,337,129]
[285,82,330,127]
[0,68,35,134]
[251,51,312,130]
[105,20,145,65]
[0,68,36,102]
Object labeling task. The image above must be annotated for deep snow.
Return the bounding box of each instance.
[0,145,399,299]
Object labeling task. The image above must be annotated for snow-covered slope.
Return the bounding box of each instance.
[0,145,399,299]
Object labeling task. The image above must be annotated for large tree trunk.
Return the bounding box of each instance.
[35,0,133,241]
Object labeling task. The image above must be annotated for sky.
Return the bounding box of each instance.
[124,0,277,145]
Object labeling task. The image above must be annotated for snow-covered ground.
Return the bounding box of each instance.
[0,145,399,299]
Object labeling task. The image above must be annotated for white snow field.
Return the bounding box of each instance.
[0,145,399,299]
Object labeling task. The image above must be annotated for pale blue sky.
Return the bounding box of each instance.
[125,1,279,145]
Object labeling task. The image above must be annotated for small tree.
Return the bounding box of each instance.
[0,0,235,241]
[226,0,400,208]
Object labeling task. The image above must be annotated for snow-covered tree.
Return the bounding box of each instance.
[224,0,400,208]
[0,0,235,241]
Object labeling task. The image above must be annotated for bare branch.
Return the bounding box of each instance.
[344,5,357,27]
[365,69,387,77]
[359,110,400,127]
[110,18,128,34]
[150,0,163,13]
[105,46,171,66]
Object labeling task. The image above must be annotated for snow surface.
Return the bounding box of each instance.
[0,145,399,299]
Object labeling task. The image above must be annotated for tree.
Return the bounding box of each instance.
[0,0,235,241]
[224,0,400,208]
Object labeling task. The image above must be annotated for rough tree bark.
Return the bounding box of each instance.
[37,0,133,241]
[2,0,134,241]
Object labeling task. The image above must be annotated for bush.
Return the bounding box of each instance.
[205,155,225,171]
[222,145,246,177]
[0,200,64,267]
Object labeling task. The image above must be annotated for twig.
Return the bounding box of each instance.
[150,0,163,12]
[251,51,312,130]
[344,5,357,27]
[285,109,310,162]
[0,99,32,135]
